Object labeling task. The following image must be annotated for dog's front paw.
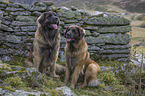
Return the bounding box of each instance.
[76,85,81,89]
[50,74,60,79]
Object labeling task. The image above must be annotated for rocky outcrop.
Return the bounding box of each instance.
[0,1,131,62]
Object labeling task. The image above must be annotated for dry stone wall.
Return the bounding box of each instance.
[0,1,131,62]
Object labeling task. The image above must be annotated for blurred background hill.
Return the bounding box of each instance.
[9,0,145,13]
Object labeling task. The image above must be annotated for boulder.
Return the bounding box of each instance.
[21,68,42,87]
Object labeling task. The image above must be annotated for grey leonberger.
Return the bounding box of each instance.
[25,11,60,78]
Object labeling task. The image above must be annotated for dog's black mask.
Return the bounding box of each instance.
[65,26,85,43]
[38,11,60,30]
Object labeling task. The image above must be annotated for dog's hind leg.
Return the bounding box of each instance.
[77,63,100,89]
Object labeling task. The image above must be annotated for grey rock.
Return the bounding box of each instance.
[0,3,7,8]
[0,48,14,55]
[0,24,13,31]
[13,27,21,32]
[27,32,35,36]
[92,11,104,17]
[20,4,31,10]
[77,9,91,16]
[91,31,100,37]
[85,36,98,44]
[1,89,49,96]
[46,6,55,11]
[117,58,130,62]
[2,16,13,21]
[70,6,78,11]
[6,35,22,43]
[131,54,145,70]
[43,1,54,6]
[57,7,71,11]
[99,49,130,54]
[0,0,9,3]
[21,26,37,32]
[10,11,31,16]
[1,20,11,25]
[31,11,41,16]
[13,31,27,36]
[29,6,46,11]
[96,33,130,44]
[21,68,42,87]
[56,86,77,96]
[85,16,130,25]
[2,56,12,62]
[85,30,92,36]
[16,16,37,22]
[8,3,20,8]
[5,7,24,11]
[33,2,47,7]
[101,44,130,49]
[100,66,113,72]
[84,26,98,30]
[0,11,3,18]
[101,54,130,59]
[12,21,37,26]
[97,26,132,33]
[64,19,78,24]
[90,46,100,51]
[133,43,145,47]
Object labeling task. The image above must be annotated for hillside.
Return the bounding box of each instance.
[9,0,145,13]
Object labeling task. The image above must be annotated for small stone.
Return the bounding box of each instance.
[70,6,77,11]
[56,86,77,96]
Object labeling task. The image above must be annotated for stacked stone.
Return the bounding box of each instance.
[0,1,55,61]
[56,7,131,61]
[0,1,131,62]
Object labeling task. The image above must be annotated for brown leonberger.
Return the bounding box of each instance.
[64,25,101,89]
[25,11,60,78]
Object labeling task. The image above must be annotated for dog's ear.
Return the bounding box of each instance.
[57,18,60,26]
[78,27,85,40]
[37,13,45,26]
[64,27,69,38]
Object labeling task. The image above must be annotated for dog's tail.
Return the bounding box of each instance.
[55,63,66,75]
[88,79,100,87]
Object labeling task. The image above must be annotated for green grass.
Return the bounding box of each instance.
[4,76,27,88]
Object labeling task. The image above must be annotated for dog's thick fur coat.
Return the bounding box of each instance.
[25,11,60,78]
[64,25,101,89]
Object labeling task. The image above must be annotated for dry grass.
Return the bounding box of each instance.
[130,20,145,54]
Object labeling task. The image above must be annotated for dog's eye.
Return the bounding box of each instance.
[72,30,76,33]
[48,14,52,17]
[53,13,57,16]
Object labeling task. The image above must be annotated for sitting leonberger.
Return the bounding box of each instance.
[64,25,101,89]
[25,11,60,78]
